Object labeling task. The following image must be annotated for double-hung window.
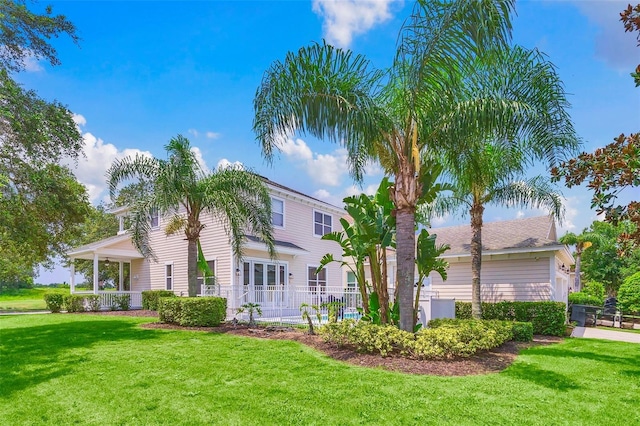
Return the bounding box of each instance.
[271,197,284,227]
[196,260,216,295]
[314,211,332,236]
[165,263,173,291]
[308,266,327,295]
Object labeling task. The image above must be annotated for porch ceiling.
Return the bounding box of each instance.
[67,234,144,261]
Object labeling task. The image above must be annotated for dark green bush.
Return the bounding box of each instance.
[158,298,182,323]
[618,272,640,313]
[568,291,603,306]
[511,322,534,342]
[455,301,566,336]
[43,293,64,313]
[64,295,85,313]
[142,290,177,310]
[85,295,101,312]
[179,298,227,327]
[158,297,227,327]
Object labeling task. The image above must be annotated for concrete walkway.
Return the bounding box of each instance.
[572,326,640,343]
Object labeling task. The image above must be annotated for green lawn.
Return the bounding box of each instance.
[0,288,69,312]
[1,314,639,425]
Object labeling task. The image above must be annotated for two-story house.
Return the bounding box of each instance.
[66,177,346,319]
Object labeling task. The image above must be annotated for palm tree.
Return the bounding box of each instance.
[253,0,518,331]
[107,135,275,297]
[430,46,579,318]
[559,230,603,291]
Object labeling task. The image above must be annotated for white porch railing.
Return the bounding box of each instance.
[72,290,143,310]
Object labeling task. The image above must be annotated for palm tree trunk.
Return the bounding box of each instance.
[470,202,485,319]
[187,239,198,297]
[397,209,416,332]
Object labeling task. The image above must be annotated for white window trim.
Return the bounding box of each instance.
[164,262,174,291]
[307,264,328,289]
[197,258,217,284]
[271,196,285,229]
[312,209,332,237]
[241,258,290,287]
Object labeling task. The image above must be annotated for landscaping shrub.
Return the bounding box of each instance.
[618,272,640,313]
[158,297,227,327]
[455,301,565,336]
[320,320,413,357]
[142,290,177,310]
[43,293,64,313]
[568,291,602,306]
[179,298,227,327]
[158,298,182,323]
[511,321,534,342]
[321,318,514,359]
[582,281,606,301]
[114,294,131,311]
[64,295,85,313]
[85,295,101,312]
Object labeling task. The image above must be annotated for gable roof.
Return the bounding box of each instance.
[431,216,562,256]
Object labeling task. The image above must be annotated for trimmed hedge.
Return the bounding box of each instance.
[158,297,227,327]
[455,301,566,336]
[44,293,64,313]
[64,295,86,313]
[511,322,534,342]
[142,290,177,311]
[568,292,602,306]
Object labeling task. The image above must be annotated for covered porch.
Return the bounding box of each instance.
[67,234,145,309]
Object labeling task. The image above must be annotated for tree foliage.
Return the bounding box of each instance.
[0,1,87,284]
[107,135,275,297]
[579,220,640,295]
[621,3,640,86]
[552,133,640,251]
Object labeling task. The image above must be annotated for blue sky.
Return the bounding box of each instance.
[24,0,639,283]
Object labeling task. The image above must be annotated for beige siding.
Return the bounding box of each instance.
[431,256,552,302]
[130,188,344,293]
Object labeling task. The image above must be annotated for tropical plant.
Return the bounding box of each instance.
[107,135,275,296]
[559,230,604,291]
[321,301,344,323]
[237,303,262,327]
[427,44,579,318]
[253,0,576,331]
[300,303,321,335]
[414,229,449,328]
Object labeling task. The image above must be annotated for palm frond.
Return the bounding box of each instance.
[106,154,159,201]
[253,41,388,182]
[490,176,564,221]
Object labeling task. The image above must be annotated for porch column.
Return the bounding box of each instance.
[119,261,124,291]
[93,253,99,294]
[70,261,75,294]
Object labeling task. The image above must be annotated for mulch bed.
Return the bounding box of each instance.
[115,311,564,376]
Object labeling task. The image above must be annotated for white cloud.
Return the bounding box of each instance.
[205,131,221,140]
[430,214,449,227]
[188,129,199,138]
[72,114,87,127]
[516,210,525,219]
[65,130,152,203]
[24,55,43,72]
[312,0,402,48]
[364,161,383,177]
[216,158,244,171]
[190,146,210,174]
[276,137,349,186]
[573,0,638,69]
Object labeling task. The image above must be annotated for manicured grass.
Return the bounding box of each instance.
[1,314,639,425]
[0,288,69,312]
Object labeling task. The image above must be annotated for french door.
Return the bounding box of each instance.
[243,260,287,307]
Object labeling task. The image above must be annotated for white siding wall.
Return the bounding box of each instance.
[431,255,552,302]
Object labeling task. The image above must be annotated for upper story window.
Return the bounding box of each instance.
[271,197,284,227]
[314,211,332,236]
[150,208,159,228]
